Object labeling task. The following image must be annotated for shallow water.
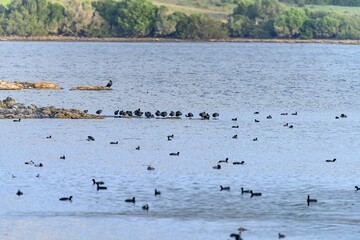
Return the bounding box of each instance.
[1,42,360,239]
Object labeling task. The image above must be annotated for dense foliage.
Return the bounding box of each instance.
[0,0,359,39]
[279,0,360,7]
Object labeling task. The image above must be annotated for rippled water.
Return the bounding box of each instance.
[1,42,360,240]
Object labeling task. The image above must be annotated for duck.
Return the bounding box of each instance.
[169,152,180,156]
[185,112,193,118]
[59,196,72,201]
[145,111,153,118]
[96,110,102,115]
[232,134,238,139]
[125,197,135,203]
[36,174,40,177]
[147,166,155,171]
[255,119,260,123]
[233,161,245,165]
[218,158,228,163]
[279,232,286,239]
[105,80,112,88]
[289,125,294,128]
[266,115,272,119]
[136,146,140,150]
[110,141,118,144]
[175,111,182,117]
[114,110,119,115]
[280,113,288,115]
[16,190,23,196]
[254,111,259,114]
[92,179,104,185]
[46,135,52,139]
[96,183,107,190]
[232,118,237,121]
[12,174,16,178]
[283,123,289,127]
[232,125,239,128]
[212,112,219,118]
[13,118,21,122]
[250,190,262,197]
[213,164,221,169]
[230,233,242,240]
[155,110,161,117]
[25,160,34,165]
[169,111,175,117]
[60,155,66,159]
[160,111,167,118]
[253,138,258,141]
[34,163,43,167]
[238,227,248,232]
[307,195,317,206]
[292,111,298,115]
[220,185,230,191]
[87,136,95,141]
[340,113,347,118]
[355,186,360,191]
[155,189,161,196]
[325,158,336,162]
[142,204,149,210]
[241,187,251,194]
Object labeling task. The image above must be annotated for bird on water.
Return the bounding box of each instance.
[59,196,72,201]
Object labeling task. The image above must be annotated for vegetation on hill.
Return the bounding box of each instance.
[0,0,359,39]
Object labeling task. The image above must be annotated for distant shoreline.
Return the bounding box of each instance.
[0,36,360,44]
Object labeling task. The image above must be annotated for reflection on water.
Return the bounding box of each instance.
[1,42,360,239]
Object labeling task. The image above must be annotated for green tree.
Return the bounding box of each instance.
[116,0,157,37]
[274,8,307,38]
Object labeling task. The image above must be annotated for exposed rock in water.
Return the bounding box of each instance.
[0,80,63,90]
[70,85,112,91]
[0,97,103,119]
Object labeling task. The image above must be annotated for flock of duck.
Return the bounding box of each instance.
[10,106,356,240]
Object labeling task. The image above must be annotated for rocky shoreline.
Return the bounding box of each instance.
[0,80,62,90]
[0,97,103,119]
[0,36,360,45]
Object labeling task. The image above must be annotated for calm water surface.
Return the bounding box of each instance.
[1,42,360,239]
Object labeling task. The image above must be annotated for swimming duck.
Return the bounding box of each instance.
[185,112,193,118]
[16,190,23,196]
[218,158,228,163]
[241,187,251,194]
[213,164,221,169]
[175,111,182,117]
[25,160,34,165]
[110,141,118,144]
[147,166,155,171]
[96,183,107,190]
[46,135,52,139]
[220,185,230,191]
[142,204,149,210]
[87,136,95,141]
[59,196,72,201]
[136,146,140,150]
[34,163,43,167]
[13,118,21,122]
[96,110,102,115]
[60,155,66,159]
[355,186,360,191]
[92,179,104,185]
[325,158,336,162]
[125,197,135,203]
[232,134,238,139]
[233,161,245,165]
[232,125,239,128]
[250,191,262,197]
[155,189,161,196]
[169,152,180,156]
[307,195,317,206]
[232,118,237,121]
[279,232,286,238]
[212,112,219,118]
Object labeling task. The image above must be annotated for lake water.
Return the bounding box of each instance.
[1,42,360,240]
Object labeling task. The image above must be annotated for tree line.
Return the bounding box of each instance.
[0,0,359,39]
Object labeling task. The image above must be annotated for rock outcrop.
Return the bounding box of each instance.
[0,80,63,90]
[0,97,103,119]
[70,85,112,90]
